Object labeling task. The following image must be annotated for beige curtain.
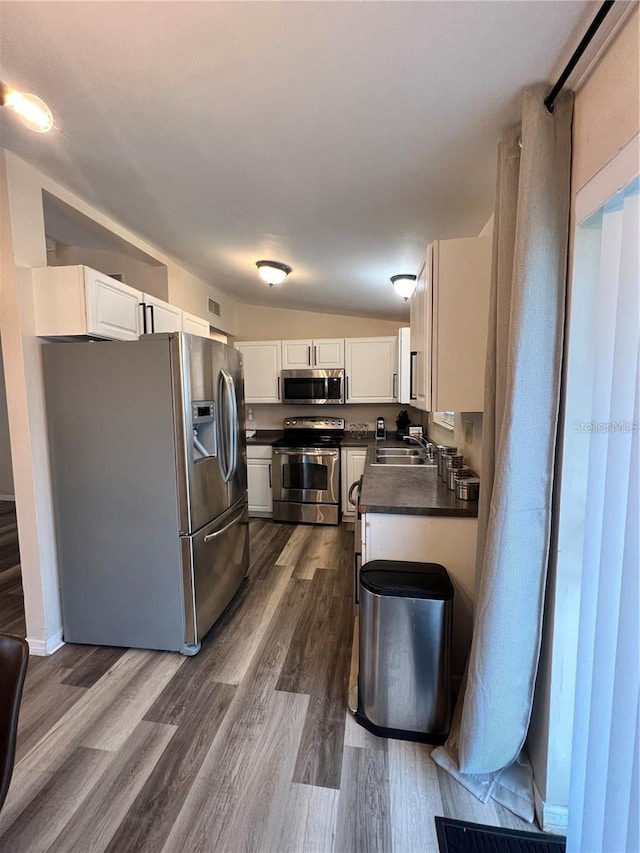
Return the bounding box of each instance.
[432,84,573,820]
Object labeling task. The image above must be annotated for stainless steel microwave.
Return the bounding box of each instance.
[281,369,345,405]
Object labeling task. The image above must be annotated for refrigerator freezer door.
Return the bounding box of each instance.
[222,343,248,508]
[172,334,236,533]
[181,497,250,647]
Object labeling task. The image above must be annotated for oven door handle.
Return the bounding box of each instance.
[273,449,338,458]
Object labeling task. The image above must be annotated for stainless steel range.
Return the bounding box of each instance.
[272,417,345,525]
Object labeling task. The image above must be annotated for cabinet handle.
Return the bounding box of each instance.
[346,376,349,402]
[393,373,397,399]
[147,303,155,333]
[314,345,318,366]
[308,345,312,366]
[139,302,147,335]
[410,352,417,400]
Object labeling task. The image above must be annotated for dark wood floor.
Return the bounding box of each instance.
[0,519,531,852]
[0,501,20,574]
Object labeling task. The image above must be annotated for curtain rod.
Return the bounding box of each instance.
[544,0,615,113]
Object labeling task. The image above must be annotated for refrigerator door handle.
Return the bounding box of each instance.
[203,509,244,542]
[225,370,238,481]
[217,369,237,483]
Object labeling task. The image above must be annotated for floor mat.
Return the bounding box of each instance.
[435,817,566,853]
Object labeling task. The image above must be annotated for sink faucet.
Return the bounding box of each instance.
[403,434,435,460]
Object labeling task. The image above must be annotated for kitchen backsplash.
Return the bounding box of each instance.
[247,403,483,473]
[248,403,408,434]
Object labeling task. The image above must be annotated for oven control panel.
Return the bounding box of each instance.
[283,417,345,430]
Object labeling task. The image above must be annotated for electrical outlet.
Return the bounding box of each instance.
[464,419,473,444]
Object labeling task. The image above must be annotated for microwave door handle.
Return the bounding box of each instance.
[277,375,281,401]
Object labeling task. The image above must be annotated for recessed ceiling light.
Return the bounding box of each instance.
[391,274,417,301]
[256,260,292,287]
[0,81,53,133]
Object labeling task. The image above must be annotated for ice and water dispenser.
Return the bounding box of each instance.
[191,401,216,459]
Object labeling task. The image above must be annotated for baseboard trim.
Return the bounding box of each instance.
[533,779,569,835]
[27,630,65,656]
[0,493,16,501]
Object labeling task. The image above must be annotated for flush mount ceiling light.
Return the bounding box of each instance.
[391,274,417,301]
[0,81,53,133]
[256,260,292,287]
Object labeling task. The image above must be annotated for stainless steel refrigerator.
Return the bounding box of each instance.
[43,332,249,655]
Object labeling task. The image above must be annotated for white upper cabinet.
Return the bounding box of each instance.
[34,265,142,341]
[235,341,282,403]
[410,237,491,413]
[345,337,397,403]
[141,293,182,334]
[410,248,432,411]
[181,310,210,338]
[281,338,344,369]
[33,265,212,342]
[431,237,491,412]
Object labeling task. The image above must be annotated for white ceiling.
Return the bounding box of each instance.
[0,1,595,321]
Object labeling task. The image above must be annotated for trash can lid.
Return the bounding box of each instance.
[360,560,454,599]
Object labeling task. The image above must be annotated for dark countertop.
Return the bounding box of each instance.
[358,440,479,518]
[245,430,282,446]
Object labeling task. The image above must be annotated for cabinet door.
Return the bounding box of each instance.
[341,448,367,519]
[282,340,312,369]
[142,293,183,334]
[182,310,210,338]
[432,237,491,412]
[313,339,344,368]
[84,268,142,341]
[235,341,282,403]
[247,454,273,516]
[345,337,397,403]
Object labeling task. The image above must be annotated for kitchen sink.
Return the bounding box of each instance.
[375,447,422,456]
[372,456,429,466]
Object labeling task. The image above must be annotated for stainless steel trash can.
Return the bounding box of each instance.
[356,560,453,743]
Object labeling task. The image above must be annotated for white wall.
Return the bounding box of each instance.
[52,245,169,302]
[0,149,239,653]
[234,302,402,341]
[0,347,14,498]
[527,7,640,831]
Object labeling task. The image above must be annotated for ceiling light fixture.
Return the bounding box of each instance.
[391,274,417,301]
[256,260,292,287]
[0,81,53,133]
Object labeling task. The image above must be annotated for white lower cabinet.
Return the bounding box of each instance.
[361,511,478,678]
[341,448,367,519]
[247,445,273,516]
